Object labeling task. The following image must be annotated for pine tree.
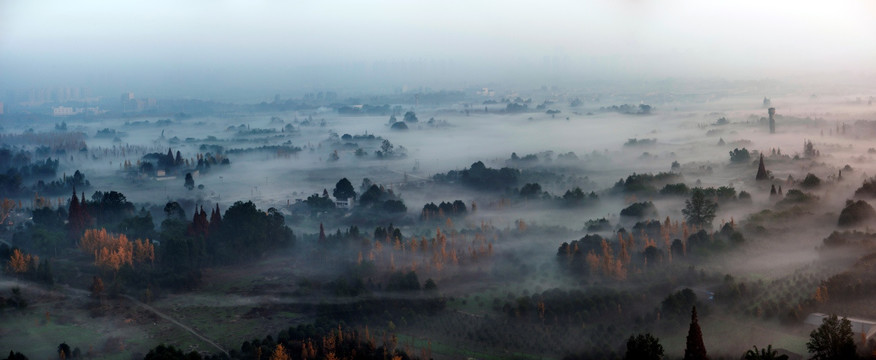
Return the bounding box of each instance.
[756,154,768,180]
[208,204,222,235]
[684,306,708,360]
[67,189,85,243]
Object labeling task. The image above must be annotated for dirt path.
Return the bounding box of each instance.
[120,294,229,357]
[55,283,228,356]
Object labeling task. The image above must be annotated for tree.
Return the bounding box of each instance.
[57,343,71,359]
[163,201,187,221]
[424,278,437,291]
[403,111,418,123]
[838,200,876,227]
[756,154,768,181]
[269,344,290,360]
[67,190,90,243]
[806,314,856,360]
[519,183,542,199]
[684,306,708,360]
[801,173,821,188]
[89,276,104,299]
[184,173,194,190]
[0,198,15,226]
[5,351,29,360]
[683,189,717,229]
[358,185,383,207]
[729,148,751,163]
[79,229,133,272]
[7,249,34,274]
[144,345,201,360]
[621,201,658,219]
[305,194,335,212]
[743,345,788,360]
[380,140,394,156]
[333,178,356,201]
[381,200,407,213]
[854,177,876,198]
[624,333,664,360]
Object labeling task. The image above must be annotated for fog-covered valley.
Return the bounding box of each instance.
[2,79,876,360]
[4,1,876,359]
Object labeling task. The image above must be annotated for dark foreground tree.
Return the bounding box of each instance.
[683,189,717,229]
[5,351,28,360]
[743,345,788,360]
[625,333,664,360]
[806,314,855,360]
[684,306,708,360]
[143,344,201,360]
[57,343,71,359]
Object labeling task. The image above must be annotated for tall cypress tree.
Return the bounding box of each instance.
[208,204,222,235]
[67,188,87,243]
[756,154,768,181]
[684,306,708,360]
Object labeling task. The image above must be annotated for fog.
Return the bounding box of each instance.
[3,2,876,360]
[2,0,876,100]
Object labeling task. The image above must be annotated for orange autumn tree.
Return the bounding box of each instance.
[0,198,16,225]
[8,249,36,274]
[269,344,290,360]
[133,238,155,265]
[79,228,154,271]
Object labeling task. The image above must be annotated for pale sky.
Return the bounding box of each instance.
[1,0,874,99]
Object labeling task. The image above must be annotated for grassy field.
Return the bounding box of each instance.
[0,304,152,360]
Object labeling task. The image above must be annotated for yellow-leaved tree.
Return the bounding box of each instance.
[269,344,290,360]
[8,249,36,274]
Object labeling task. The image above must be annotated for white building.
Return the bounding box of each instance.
[335,197,354,209]
[52,106,77,116]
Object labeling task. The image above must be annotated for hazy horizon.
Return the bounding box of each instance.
[2,0,875,101]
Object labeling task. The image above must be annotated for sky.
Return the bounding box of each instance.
[1,0,875,100]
